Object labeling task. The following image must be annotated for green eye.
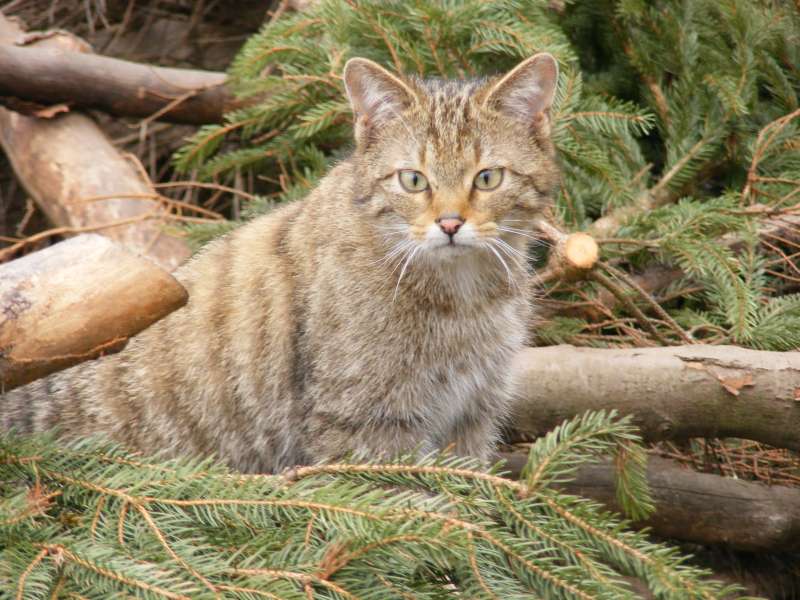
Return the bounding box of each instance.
[474,168,504,191]
[398,170,429,193]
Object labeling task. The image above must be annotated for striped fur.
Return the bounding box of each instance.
[2,54,559,473]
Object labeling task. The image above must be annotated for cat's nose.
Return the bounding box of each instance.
[437,216,464,237]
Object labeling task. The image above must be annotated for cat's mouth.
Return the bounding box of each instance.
[430,240,474,257]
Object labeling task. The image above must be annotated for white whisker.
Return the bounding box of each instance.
[485,243,515,290]
[498,225,551,248]
[494,238,544,289]
[393,245,422,302]
[493,238,527,268]
[497,226,538,240]
[372,240,412,266]
[389,243,415,276]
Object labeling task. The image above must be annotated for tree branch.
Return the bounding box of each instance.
[499,453,800,552]
[510,344,800,450]
[0,12,191,270]
[0,42,235,125]
[0,234,188,392]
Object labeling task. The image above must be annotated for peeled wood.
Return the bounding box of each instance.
[499,453,800,552]
[534,219,600,282]
[0,44,233,125]
[510,344,800,451]
[0,12,190,271]
[0,234,188,393]
[586,210,800,316]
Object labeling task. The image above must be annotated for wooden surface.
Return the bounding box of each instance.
[0,12,191,271]
[511,344,800,451]
[0,234,188,392]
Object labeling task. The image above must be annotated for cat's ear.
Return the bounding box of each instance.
[343,58,416,138]
[482,53,559,125]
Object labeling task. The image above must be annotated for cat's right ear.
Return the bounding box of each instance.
[482,53,559,130]
[343,58,416,144]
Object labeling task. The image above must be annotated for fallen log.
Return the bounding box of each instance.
[511,344,800,450]
[0,12,191,271]
[0,44,234,125]
[499,453,800,552]
[0,234,188,393]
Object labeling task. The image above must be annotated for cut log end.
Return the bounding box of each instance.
[533,219,600,283]
[0,234,188,392]
[564,232,599,270]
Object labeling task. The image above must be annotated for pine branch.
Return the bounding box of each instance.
[0,415,745,599]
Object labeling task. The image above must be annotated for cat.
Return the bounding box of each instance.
[1,53,559,473]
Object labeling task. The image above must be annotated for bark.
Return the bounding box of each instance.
[585,209,800,316]
[499,453,800,552]
[510,344,800,450]
[0,234,188,393]
[0,43,234,125]
[534,218,599,283]
[0,13,191,271]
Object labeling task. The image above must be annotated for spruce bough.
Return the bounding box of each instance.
[3,0,797,596]
[1,412,746,598]
[177,0,800,350]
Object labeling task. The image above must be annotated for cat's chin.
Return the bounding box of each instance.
[429,243,474,260]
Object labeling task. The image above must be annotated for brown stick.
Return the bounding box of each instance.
[0,43,235,125]
[0,234,188,392]
[534,218,599,283]
[510,344,800,451]
[542,208,800,319]
[0,13,191,271]
[498,453,800,552]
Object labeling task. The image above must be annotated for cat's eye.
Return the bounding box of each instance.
[474,168,504,191]
[398,170,429,193]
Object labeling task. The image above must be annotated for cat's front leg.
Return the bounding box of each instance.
[305,409,436,465]
[447,411,501,465]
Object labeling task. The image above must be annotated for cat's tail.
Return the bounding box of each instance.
[2,377,53,434]
[1,366,92,437]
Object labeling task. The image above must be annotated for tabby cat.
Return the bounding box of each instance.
[2,53,559,473]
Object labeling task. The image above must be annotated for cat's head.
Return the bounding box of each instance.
[343,53,559,264]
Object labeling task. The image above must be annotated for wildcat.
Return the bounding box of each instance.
[1,53,559,473]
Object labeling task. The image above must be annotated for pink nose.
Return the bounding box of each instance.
[438,217,464,237]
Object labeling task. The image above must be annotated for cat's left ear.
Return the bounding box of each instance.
[482,53,559,125]
[343,58,417,143]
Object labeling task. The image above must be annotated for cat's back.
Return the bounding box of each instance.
[2,190,325,471]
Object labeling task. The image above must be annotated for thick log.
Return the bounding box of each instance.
[0,234,188,392]
[499,453,800,552]
[0,12,191,271]
[0,44,233,125]
[511,344,800,450]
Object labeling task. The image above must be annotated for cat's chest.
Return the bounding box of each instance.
[339,297,527,386]
[390,300,526,425]
[404,300,522,359]
[306,276,529,403]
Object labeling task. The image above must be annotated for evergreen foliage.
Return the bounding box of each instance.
[3,2,796,596]
[176,0,800,351]
[1,412,748,599]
